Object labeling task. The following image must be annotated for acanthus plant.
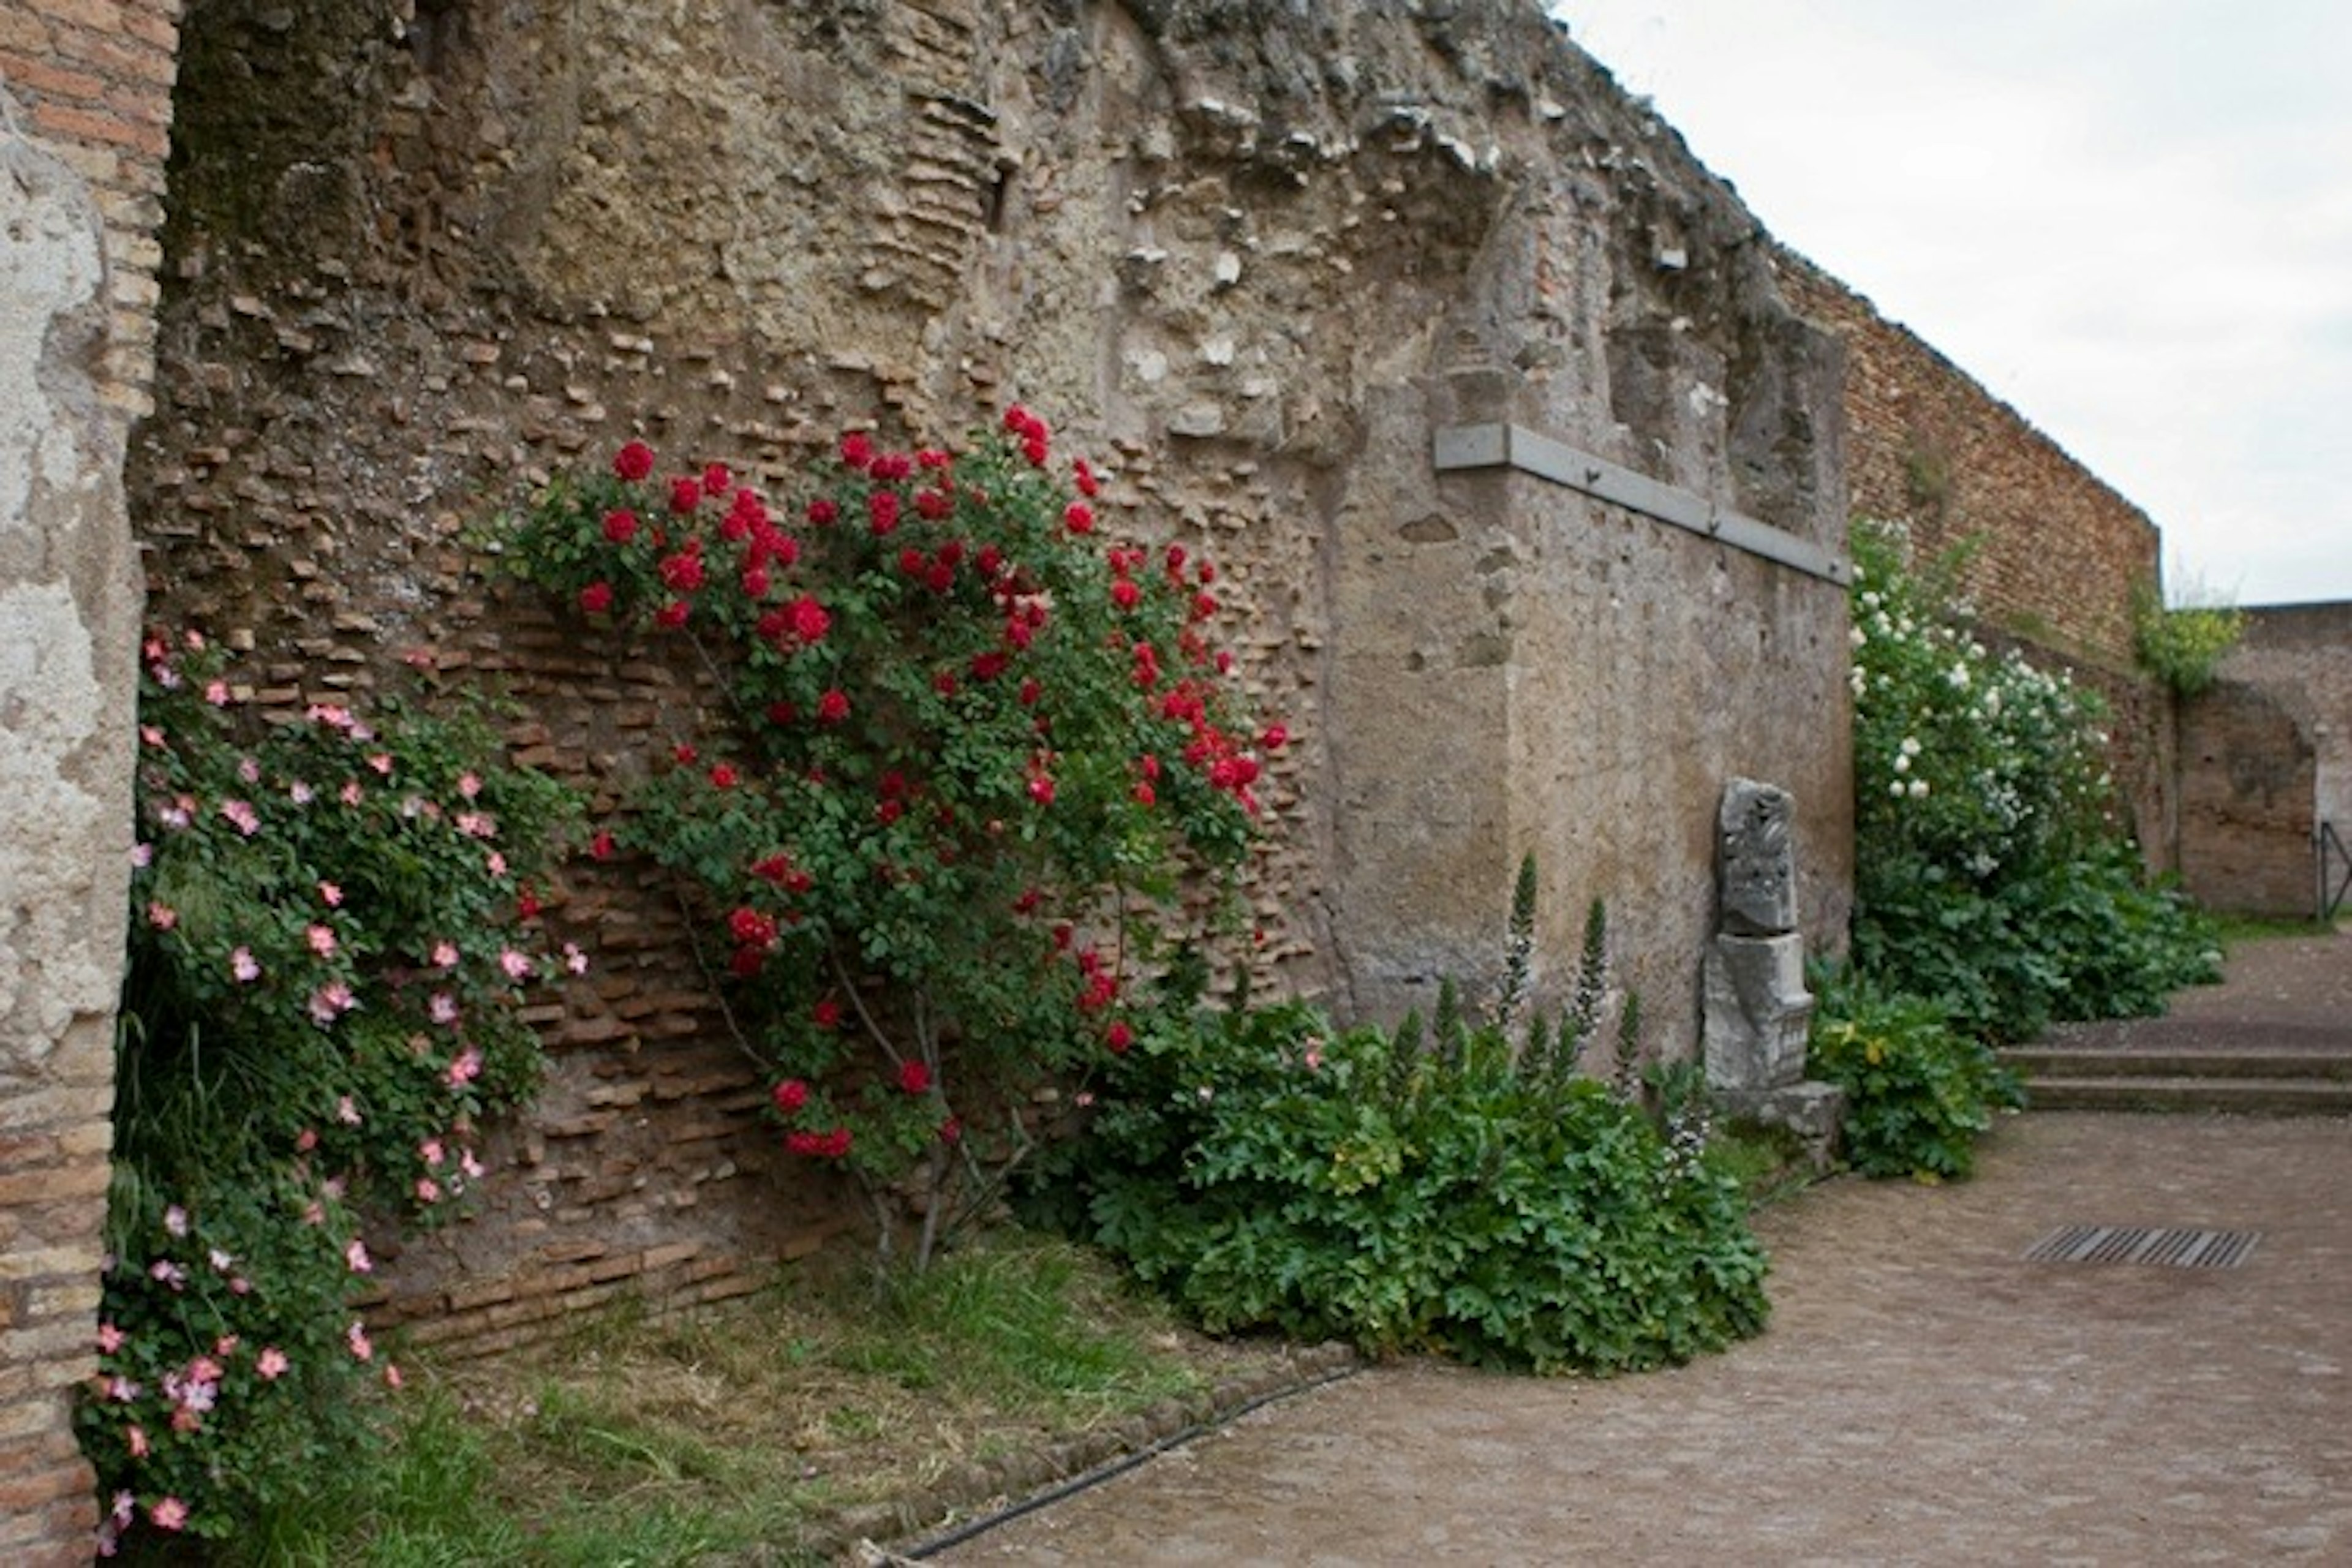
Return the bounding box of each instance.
[503,405,1282,1270]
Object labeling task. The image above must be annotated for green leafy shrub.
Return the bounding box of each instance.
[1033,876,1769,1375]
[500,412,1272,1268]
[89,632,579,1549]
[1055,999,1766,1373]
[1848,522,2220,1041]
[1806,969,2024,1182]
[2132,578,2245,699]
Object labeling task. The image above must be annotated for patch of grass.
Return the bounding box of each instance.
[2209,911,2340,946]
[233,1231,1282,1566]
[1709,1121,1817,1206]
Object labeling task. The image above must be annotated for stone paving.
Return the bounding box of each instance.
[930,932,2352,1566]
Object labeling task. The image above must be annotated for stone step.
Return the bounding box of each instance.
[2000,1047,2352,1082]
[2021,1076,2352,1115]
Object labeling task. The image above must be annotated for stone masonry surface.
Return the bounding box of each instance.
[123,0,1854,1337]
[0,64,161,1567]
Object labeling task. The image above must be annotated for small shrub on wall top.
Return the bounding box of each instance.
[1846,521,2218,1044]
[89,633,580,1550]
[501,409,1275,1271]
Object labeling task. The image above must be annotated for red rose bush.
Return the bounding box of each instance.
[505,408,1276,1268]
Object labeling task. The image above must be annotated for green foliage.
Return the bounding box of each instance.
[1806,968,2025,1182]
[1030,875,1770,1376]
[499,413,1275,1268]
[1051,999,1767,1374]
[91,632,580,1550]
[2132,577,2245,699]
[1847,522,2221,1042]
[1495,853,1539,1031]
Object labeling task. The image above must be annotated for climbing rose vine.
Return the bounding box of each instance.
[504,407,1278,1267]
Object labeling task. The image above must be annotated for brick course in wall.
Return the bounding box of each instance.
[2177,601,2352,915]
[1772,250,2178,865]
[1,4,182,1562]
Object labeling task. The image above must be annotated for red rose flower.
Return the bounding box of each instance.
[741,565,770,598]
[1133,781,1156,806]
[1106,1020,1133,1054]
[1027,774,1055,807]
[655,600,690,628]
[772,1078,809,1114]
[1111,579,1141,610]
[916,488,952,521]
[589,829,616,860]
[709,763,737,789]
[1074,456,1100,497]
[813,998,842,1030]
[728,907,777,947]
[614,440,655,481]
[579,581,614,614]
[1063,503,1094,535]
[1019,678,1042,707]
[938,1116,962,1145]
[602,508,640,544]
[668,476,703,514]
[840,431,874,470]
[898,1060,932,1095]
[869,491,900,535]
[701,461,732,498]
[815,688,850,724]
[807,498,839,526]
[729,946,765,979]
[1262,723,1289,750]
[787,595,831,644]
[877,799,905,825]
[660,551,706,592]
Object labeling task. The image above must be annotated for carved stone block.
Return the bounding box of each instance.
[1718,777,1797,937]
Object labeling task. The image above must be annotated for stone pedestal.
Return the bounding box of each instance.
[1702,932,1814,1091]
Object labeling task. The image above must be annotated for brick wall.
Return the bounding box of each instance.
[1771,251,2177,865]
[0,4,182,1563]
[2177,601,2352,914]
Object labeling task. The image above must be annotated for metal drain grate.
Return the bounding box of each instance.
[2024,1224,2260,1269]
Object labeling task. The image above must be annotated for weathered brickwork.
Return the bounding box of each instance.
[2177,602,2352,914]
[111,0,1852,1350]
[1772,251,2176,864]
[1,4,182,1561]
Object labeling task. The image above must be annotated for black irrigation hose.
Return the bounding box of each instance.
[896,1359,1364,1559]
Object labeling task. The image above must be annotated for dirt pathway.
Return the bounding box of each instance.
[932,936,2352,1565]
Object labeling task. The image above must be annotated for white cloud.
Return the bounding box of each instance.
[1558,0,2352,605]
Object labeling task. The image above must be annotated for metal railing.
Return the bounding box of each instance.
[2320,821,2351,922]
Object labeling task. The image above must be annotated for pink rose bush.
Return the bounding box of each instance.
[86,630,579,1548]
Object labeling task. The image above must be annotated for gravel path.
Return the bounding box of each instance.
[932,932,2352,1566]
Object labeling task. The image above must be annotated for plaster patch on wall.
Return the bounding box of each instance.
[0,584,116,1046]
[0,134,107,532]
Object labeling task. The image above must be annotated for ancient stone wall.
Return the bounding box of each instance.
[1772,252,2177,866]
[2177,602,2352,915]
[1,0,184,1554]
[108,0,1855,1341]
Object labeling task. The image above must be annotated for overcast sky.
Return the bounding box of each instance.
[1555,1,2352,608]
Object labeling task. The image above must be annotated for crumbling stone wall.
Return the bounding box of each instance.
[1773,252,2176,867]
[1,42,176,1568]
[2178,602,2352,915]
[118,0,1851,1343]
